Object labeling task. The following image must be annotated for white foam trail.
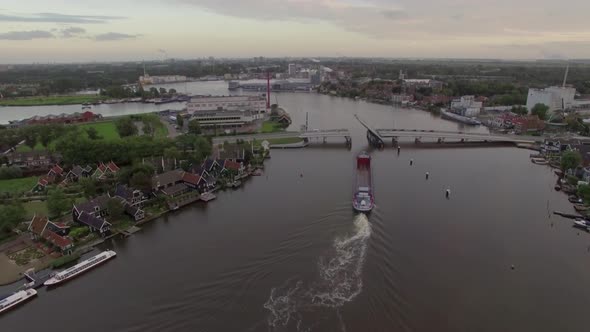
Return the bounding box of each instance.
[264,214,371,329]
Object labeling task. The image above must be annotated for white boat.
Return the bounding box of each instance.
[0,289,37,314]
[44,250,116,286]
[573,219,589,229]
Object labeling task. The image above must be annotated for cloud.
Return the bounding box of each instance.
[61,27,86,38]
[93,32,139,41]
[0,12,125,24]
[0,30,54,40]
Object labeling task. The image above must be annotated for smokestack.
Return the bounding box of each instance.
[266,71,271,109]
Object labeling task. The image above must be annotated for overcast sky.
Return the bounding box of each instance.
[1,0,590,63]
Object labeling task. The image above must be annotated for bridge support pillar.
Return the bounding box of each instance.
[345,136,352,147]
[323,137,327,143]
[414,137,421,144]
[392,137,398,146]
[437,137,445,144]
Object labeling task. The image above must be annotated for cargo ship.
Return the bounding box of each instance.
[353,152,374,213]
[441,109,481,126]
[0,289,37,314]
[44,250,116,286]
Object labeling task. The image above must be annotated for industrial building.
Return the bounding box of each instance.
[450,95,483,117]
[526,86,576,113]
[186,95,267,114]
[189,110,257,129]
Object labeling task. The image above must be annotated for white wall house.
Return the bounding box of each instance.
[190,110,256,128]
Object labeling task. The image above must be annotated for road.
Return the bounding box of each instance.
[211,132,301,145]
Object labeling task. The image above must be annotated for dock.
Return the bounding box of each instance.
[200,192,217,202]
[23,270,52,289]
[553,211,584,219]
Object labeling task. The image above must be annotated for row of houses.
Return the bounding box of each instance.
[7,111,101,128]
[33,161,119,192]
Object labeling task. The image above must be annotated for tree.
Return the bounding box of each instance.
[149,87,160,98]
[531,103,549,120]
[85,127,102,140]
[47,188,71,218]
[176,115,184,128]
[106,198,125,221]
[23,130,37,149]
[164,147,181,161]
[38,125,53,148]
[142,121,154,136]
[115,117,138,137]
[169,88,177,94]
[244,149,253,164]
[511,105,528,115]
[159,87,167,95]
[578,184,590,203]
[79,178,97,198]
[0,166,23,180]
[0,203,25,235]
[188,119,201,135]
[561,150,582,172]
[130,172,152,193]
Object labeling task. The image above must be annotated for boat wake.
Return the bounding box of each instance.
[264,214,371,330]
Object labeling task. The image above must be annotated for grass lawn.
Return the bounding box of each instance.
[261,121,284,133]
[78,121,120,140]
[0,95,105,106]
[155,123,169,138]
[0,177,38,194]
[22,201,48,218]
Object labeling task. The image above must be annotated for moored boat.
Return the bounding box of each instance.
[353,152,374,213]
[440,109,481,126]
[0,289,37,314]
[573,219,590,229]
[44,250,116,286]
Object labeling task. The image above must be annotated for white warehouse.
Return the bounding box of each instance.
[526,86,576,113]
[186,95,267,114]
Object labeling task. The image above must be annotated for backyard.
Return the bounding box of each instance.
[0,177,38,194]
[0,95,105,106]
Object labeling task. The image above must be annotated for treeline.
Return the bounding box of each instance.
[100,86,176,99]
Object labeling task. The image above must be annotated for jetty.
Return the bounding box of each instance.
[553,211,584,219]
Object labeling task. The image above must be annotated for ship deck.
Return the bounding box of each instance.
[356,167,371,190]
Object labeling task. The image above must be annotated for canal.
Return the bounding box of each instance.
[1,83,590,331]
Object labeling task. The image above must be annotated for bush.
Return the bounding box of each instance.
[69,227,90,240]
[51,254,80,268]
[0,166,23,180]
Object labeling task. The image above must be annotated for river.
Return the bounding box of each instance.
[1,82,590,331]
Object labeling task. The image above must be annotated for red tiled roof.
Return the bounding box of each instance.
[224,160,241,171]
[50,164,64,175]
[181,172,201,185]
[38,176,49,186]
[29,215,48,236]
[42,229,73,249]
[107,161,120,172]
[97,163,107,173]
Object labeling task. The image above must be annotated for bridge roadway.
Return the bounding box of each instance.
[211,129,351,145]
[376,129,543,144]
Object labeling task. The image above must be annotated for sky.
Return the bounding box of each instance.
[1,0,590,63]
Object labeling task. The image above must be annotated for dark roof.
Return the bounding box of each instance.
[223,160,241,171]
[28,215,48,236]
[203,159,216,171]
[152,170,182,188]
[74,195,110,214]
[70,165,91,177]
[115,184,134,201]
[124,204,142,216]
[77,211,110,230]
[161,183,188,196]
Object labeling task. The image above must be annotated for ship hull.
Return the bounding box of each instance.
[0,289,37,314]
[44,251,116,287]
[353,152,374,213]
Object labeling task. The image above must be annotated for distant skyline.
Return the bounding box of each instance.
[2,0,590,64]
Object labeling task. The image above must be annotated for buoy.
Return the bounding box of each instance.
[425,172,430,179]
[300,173,303,178]
[410,159,414,166]
[510,264,515,270]
[397,146,401,153]
[445,189,451,198]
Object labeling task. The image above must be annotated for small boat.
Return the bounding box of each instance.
[531,158,548,165]
[0,289,37,314]
[554,185,561,191]
[230,180,241,188]
[574,205,589,212]
[573,219,590,229]
[44,250,116,286]
[569,196,583,204]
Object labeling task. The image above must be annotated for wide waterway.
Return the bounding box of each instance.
[2,82,590,331]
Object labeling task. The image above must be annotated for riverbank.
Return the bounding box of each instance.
[0,95,107,107]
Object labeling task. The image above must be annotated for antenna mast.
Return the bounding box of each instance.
[563,63,569,87]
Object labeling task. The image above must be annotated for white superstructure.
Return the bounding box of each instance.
[190,110,258,128]
[44,250,116,286]
[526,86,576,113]
[186,95,267,114]
[451,95,483,117]
[0,289,37,313]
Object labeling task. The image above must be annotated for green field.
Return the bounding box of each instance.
[78,121,121,140]
[22,200,48,218]
[0,177,38,194]
[261,121,284,133]
[0,95,105,106]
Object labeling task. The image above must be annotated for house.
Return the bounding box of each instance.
[124,203,145,221]
[6,151,57,169]
[28,215,74,254]
[62,165,93,185]
[152,170,183,192]
[77,211,111,236]
[571,144,590,167]
[72,195,110,220]
[47,164,64,179]
[191,166,216,190]
[512,115,545,134]
[93,161,120,179]
[203,158,224,175]
[32,176,51,192]
[114,184,145,206]
[222,160,244,176]
[181,171,208,192]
